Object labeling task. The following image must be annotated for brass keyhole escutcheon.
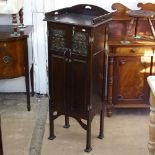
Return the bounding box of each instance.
[3,55,11,64]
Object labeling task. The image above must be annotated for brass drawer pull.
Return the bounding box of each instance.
[130,49,136,53]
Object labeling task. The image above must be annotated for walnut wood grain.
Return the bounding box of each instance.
[0,40,25,79]
[111,3,131,19]
[138,3,155,12]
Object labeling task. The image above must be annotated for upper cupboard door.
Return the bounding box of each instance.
[48,24,71,53]
[71,27,89,56]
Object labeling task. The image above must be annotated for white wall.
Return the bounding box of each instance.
[0,0,54,94]
[0,0,154,94]
[54,0,155,11]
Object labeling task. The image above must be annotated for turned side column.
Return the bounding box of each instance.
[148,91,155,155]
[107,56,114,117]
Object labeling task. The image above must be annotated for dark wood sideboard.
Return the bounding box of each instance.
[44,4,112,152]
[0,25,34,111]
[106,3,155,117]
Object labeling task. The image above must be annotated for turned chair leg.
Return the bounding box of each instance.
[84,117,92,152]
[63,115,70,128]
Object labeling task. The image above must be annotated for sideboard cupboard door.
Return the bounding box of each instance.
[0,40,25,79]
[113,56,150,107]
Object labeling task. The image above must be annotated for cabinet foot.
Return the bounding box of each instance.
[84,147,92,153]
[64,115,70,128]
[48,135,56,140]
[63,124,70,128]
[97,134,104,139]
[107,111,112,117]
[27,106,31,111]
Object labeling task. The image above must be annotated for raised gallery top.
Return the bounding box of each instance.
[44,4,112,27]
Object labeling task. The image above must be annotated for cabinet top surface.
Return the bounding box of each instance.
[44,4,112,27]
[0,25,33,41]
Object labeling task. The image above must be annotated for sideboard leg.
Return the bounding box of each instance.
[30,64,34,96]
[84,117,92,152]
[107,104,112,117]
[98,109,104,139]
[25,74,30,111]
[63,115,70,128]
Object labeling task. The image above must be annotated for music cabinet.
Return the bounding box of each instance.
[0,25,33,111]
[44,4,112,152]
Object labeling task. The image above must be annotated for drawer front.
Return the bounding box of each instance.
[0,40,26,79]
[114,47,154,56]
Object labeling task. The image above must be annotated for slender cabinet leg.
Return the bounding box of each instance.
[84,117,92,152]
[30,64,34,96]
[98,109,104,139]
[48,103,56,140]
[24,40,31,111]
[63,115,70,128]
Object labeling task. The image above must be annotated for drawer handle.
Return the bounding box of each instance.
[130,49,136,53]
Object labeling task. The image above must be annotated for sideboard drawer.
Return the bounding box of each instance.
[114,47,154,56]
[0,39,26,79]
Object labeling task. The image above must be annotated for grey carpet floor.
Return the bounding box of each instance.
[0,94,150,155]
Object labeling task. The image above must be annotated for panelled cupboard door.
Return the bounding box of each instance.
[49,54,66,112]
[48,24,70,113]
[69,56,88,118]
[113,56,150,106]
[48,23,90,117]
[69,27,89,117]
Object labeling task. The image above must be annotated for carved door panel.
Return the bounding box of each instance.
[113,56,150,105]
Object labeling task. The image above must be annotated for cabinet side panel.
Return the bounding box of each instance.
[92,51,104,115]
[93,24,106,54]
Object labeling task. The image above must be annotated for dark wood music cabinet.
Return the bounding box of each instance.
[106,3,155,117]
[44,4,112,152]
[0,25,33,111]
